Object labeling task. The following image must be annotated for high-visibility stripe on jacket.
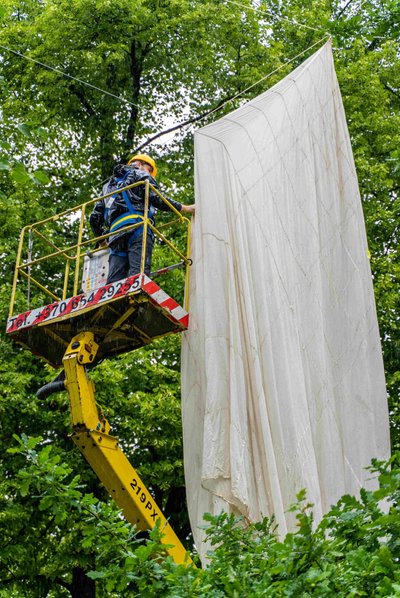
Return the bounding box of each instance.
[109,212,144,233]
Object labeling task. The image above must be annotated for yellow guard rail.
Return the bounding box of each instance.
[9,179,192,320]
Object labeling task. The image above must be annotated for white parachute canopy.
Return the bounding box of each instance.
[181,40,390,561]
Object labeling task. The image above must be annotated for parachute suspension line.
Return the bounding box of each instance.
[0,44,139,109]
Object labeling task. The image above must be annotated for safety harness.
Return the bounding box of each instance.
[107,170,155,257]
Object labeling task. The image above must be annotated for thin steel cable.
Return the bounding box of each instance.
[0,34,330,152]
[203,35,331,122]
[0,43,140,108]
[225,0,328,33]
[132,35,331,152]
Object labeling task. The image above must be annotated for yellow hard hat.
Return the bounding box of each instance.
[128,153,157,178]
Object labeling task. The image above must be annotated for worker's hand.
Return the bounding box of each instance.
[181,204,195,215]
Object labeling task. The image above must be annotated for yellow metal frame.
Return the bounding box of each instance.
[63,331,193,566]
[9,180,192,318]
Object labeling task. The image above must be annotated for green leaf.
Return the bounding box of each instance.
[32,170,50,185]
[86,570,107,580]
[19,479,31,497]
[17,123,33,139]
[11,163,31,184]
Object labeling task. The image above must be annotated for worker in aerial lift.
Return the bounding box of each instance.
[89,154,195,284]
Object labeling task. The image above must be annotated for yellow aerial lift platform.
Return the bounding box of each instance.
[7,180,193,565]
[7,271,189,367]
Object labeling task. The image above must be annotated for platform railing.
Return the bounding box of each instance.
[9,180,192,319]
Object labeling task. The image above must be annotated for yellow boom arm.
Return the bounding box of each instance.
[62,331,192,566]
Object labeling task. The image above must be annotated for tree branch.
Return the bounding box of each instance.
[336,0,356,19]
[384,82,400,101]
[132,94,236,153]
[68,82,97,117]
[126,40,143,149]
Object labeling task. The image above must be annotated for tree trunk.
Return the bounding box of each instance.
[70,566,96,598]
[126,40,148,153]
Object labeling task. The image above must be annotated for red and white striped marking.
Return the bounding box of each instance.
[7,274,188,334]
[142,276,189,328]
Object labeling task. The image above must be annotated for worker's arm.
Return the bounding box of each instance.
[124,168,195,215]
[148,186,183,213]
[149,186,195,215]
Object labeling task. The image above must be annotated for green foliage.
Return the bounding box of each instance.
[118,455,400,596]
[0,0,399,594]
[6,438,400,596]
[1,434,145,596]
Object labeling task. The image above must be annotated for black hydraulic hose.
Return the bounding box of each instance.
[36,371,66,399]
